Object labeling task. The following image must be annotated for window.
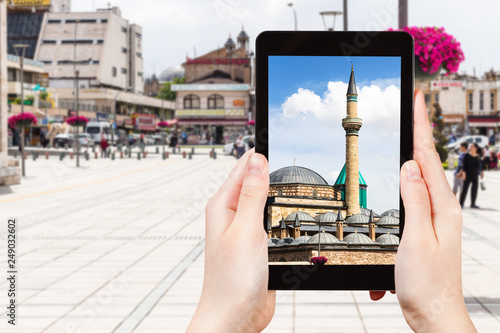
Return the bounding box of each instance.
[121,47,127,53]
[434,93,439,103]
[468,93,473,111]
[112,67,117,77]
[101,19,108,23]
[312,189,317,197]
[42,40,57,44]
[121,68,127,74]
[491,92,495,111]
[57,60,91,65]
[47,19,61,24]
[121,27,127,33]
[136,52,142,58]
[79,19,97,23]
[184,94,200,109]
[61,40,93,44]
[277,188,282,196]
[7,68,16,82]
[138,72,143,77]
[136,32,142,39]
[479,92,484,111]
[424,94,431,104]
[207,94,224,109]
[93,60,100,65]
[97,39,104,44]
[41,60,52,65]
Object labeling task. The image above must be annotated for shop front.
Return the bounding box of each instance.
[468,115,499,136]
[176,118,248,145]
[132,113,156,133]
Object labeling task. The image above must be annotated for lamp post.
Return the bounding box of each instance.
[319,11,343,31]
[398,0,408,29]
[73,19,80,167]
[13,44,30,177]
[287,3,297,30]
[343,0,348,31]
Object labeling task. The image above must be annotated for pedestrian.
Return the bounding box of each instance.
[140,133,144,145]
[490,150,499,170]
[452,142,467,197]
[235,135,245,159]
[169,132,178,149]
[459,143,484,209]
[100,133,108,158]
[248,136,255,150]
[482,145,490,171]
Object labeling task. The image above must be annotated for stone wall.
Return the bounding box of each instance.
[269,184,341,200]
[268,248,396,265]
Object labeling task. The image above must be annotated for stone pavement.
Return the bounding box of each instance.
[0,153,498,332]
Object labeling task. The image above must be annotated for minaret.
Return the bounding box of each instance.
[342,64,362,216]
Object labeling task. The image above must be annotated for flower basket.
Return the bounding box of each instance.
[66,116,89,127]
[389,26,464,81]
[8,113,37,128]
[157,121,169,128]
[247,120,255,126]
[310,256,328,266]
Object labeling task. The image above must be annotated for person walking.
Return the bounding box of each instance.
[248,136,255,150]
[235,135,245,159]
[459,143,484,209]
[452,142,468,197]
[100,132,108,158]
[482,145,490,171]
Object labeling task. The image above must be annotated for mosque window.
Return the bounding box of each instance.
[184,94,200,109]
[491,92,495,111]
[479,92,484,111]
[207,94,224,109]
[312,189,317,197]
[277,188,282,196]
[468,93,473,110]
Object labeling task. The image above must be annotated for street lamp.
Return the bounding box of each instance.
[13,43,30,177]
[319,11,343,31]
[287,3,297,31]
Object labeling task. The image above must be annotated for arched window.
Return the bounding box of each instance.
[207,94,224,109]
[184,94,200,109]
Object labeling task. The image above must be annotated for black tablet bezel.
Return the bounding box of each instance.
[255,31,414,290]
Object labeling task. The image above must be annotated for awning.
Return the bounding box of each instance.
[468,116,499,127]
[177,119,248,126]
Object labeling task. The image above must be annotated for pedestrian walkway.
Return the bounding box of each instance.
[0,156,498,332]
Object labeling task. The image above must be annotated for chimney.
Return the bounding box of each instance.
[279,217,287,239]
[336,208,344,241]
[368,209,376,241]
[293,214,301,239]
[266,218,272,239]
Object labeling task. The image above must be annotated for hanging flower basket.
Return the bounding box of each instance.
[310,256,328,266]
[247,120,255,126]
[8,113,38,128]
[389,26,464,81]
[66,116,89,127]
[157,121,169,128]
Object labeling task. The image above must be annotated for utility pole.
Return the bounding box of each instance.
[13,44,29,177]
[399,0,408,29]
[75,69,80,167]
[343,0,348,31]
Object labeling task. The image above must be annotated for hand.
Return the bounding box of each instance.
[462,173,466,181]
[370,90,476,332]
[481,171,484,179]
[187,150,275,333]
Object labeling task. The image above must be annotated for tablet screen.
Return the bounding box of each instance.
[267,56,401,266]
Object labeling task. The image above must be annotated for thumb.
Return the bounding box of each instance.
[400,161,434,241]
[233,153,269,232]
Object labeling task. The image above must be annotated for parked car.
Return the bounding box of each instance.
[144,135,155,145]
[114,129,128,145]
[151,134,168,144]
[86,122,113,145]
[78,133,94,147]
[446,135,489,154]
[54,134,74,148]
[223,135,255,155]
[128,134,140,146]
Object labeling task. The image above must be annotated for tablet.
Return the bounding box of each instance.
[255,31,414,290]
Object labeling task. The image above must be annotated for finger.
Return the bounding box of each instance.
[232,153,269,234]
[370,291,386,301]
[412,90,461,235]
[206,149,255,238]
[400,161,435,242]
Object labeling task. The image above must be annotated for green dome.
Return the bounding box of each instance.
[333,163,367,186]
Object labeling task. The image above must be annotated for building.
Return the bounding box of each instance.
[34,6,144,94]
[465,72,498,136]
[7,54,47,102]
[171,27,253,144]
[267,66,399,265]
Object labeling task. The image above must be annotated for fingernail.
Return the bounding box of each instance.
[247,154,265,175]
[403,161,422,180]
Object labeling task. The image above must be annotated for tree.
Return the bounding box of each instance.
[158,76,185,101]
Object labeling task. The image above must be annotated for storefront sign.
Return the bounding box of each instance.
[176,109,245,117]
[10,0,50,6]
[431,81,465,88]
[172,84,250,91]
[233,99,245,106]
[185,58,250,66]
[468,116,499,127]
[442,114,465,124]
[132,113,156,131]
[123,119,133,129]
[96,113,107,122]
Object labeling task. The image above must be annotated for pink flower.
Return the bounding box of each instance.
[157,121,169,128]
[66,116,89,125]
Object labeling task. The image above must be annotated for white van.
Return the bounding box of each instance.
[86,122,114,145]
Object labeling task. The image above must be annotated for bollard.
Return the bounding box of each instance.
[143,151,147,159]
[32,153,36,161]
[209,150,213,158]
[92,145,95,153]
[107,149,111,158]
[162,152,166,160]
[213,151,217,159]
[45,151,49,159]
[120,151,124,159]
[129,149,132,158]
[156,147,159,154]
[59,152,64,161]
[95,152,98,159]
[211,147,215,155]
[137,152,141,160]
[188,152,192,160]
[70,152,74,159]
[182,151,186,158]
[191,147,194,155]
[14,152,17,158]
[24,152,27,159]
[64,143,68,150]
[172,147,175,154]
[111,153,115,160]
[117,144,122,152]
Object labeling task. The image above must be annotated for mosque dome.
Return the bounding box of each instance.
[376,215,399,226]
[275,237,294,246]
[268,238,279,247]
[270,166,329,185]
[376,233,400,245]
[360,208,379,217]
[158,64,185,83]
[345,213,370,225]
[284,211,316,223]
[381,209,400,218]
[291,235,311,245]
[315,212,338,223]
[344,232,374,244]
[308,232,340,244]
[238,29,249,38]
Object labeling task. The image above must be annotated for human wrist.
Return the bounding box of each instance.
[405,301,476,333]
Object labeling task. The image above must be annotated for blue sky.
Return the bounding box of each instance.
[268,56,401,214]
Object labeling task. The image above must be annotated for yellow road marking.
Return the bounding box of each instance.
[0,162,170,204]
